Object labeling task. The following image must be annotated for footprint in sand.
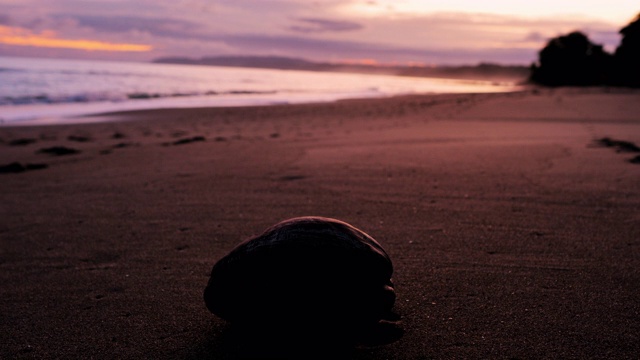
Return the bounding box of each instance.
[67,135,92,142]
[278,175,307,181]
[100,142,139,155]
[112,142,136,148]
[0,162,48,174]
[166,136,206,146]
[37,146,80,156]
[9,138,38,146]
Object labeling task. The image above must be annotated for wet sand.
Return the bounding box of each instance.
[1,88,639,359]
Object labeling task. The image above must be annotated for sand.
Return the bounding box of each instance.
[1,87,639,359]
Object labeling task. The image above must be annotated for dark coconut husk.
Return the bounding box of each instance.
[203,216,397,355]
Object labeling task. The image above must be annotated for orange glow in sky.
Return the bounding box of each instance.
[337,58,381,66]
[335,58,431,67]
[0,25,153,52]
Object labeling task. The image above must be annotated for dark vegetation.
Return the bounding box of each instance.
[531,14,640,87]
[594,137,640,165]
[596,137,640,153]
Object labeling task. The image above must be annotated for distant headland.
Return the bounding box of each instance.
[152,56,529,83]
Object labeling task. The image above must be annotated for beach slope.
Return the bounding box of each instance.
[1,88,639,359]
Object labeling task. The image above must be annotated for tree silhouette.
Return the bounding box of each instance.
[531,14,640,87]
[530,31,612,86]
[614,14,640,87]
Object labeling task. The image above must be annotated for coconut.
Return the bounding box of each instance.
[203,216,396,346]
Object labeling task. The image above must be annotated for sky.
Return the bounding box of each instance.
[0,0,638,65]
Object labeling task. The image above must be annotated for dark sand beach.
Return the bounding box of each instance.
[1,88,639,359]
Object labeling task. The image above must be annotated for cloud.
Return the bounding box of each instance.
[288,17,363,33]
[1,0,628,64]
[524,32,546,42]
[65,15,201,37]
[208,32,534,64]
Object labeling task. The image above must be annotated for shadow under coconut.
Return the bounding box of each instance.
[188,319,402,359]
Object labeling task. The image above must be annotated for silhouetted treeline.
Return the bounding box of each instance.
[531,14,640,87]
[614,14,640,87]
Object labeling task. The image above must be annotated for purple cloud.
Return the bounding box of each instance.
[65,15,201,37]
[289,17,363,33]
[0,14,11,25]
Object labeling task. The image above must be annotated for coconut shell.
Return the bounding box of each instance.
[203,216,396,333]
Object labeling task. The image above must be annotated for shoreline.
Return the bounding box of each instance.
[5,85,637,129]
[0,55,523,127]
[1,88,639,359]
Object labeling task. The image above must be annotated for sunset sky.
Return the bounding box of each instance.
[0,0,637,65]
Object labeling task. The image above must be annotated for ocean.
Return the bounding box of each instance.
[0,56,519,126]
